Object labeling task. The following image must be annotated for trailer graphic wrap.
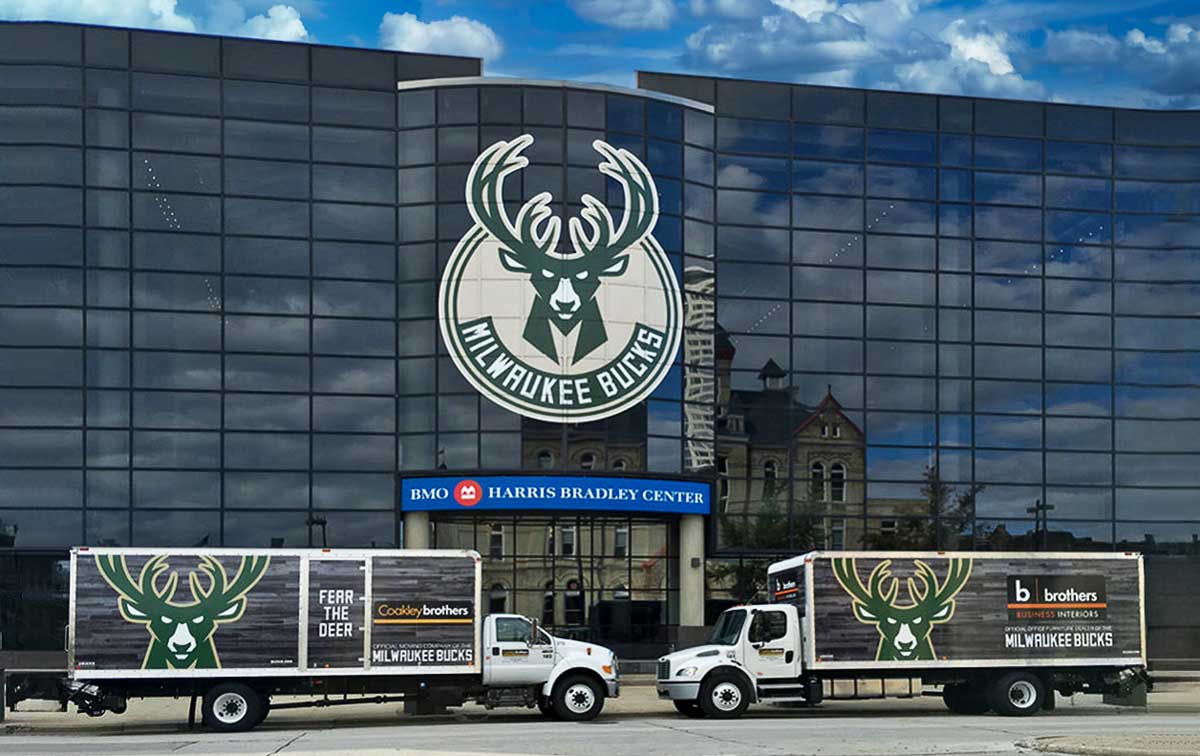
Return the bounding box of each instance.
[369,555,477,667]
[75,553,299,671]
[794,554,1143,666]
[832,558,972,662]
[307,559,366,669]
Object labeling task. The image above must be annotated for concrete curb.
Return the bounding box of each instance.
[1025,734,1200,756]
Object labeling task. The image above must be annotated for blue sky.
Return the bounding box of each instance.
[5,1,1200,107]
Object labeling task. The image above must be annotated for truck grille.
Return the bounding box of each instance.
[657,659,670,680]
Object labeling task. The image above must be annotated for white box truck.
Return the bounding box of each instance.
[657,551,1147,718]
[10,547,618,730]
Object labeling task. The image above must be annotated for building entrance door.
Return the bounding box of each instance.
[430,514,678,659]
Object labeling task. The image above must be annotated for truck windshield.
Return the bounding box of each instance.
[709,609,746,646]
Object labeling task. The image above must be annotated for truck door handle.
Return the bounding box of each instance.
[492,646,500,655]
[786,651,794,663]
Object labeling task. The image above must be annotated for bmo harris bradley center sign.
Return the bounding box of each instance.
[402,476,710,515]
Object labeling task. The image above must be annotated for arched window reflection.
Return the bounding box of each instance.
[542,580,555,626]
[564,578,584,626]
[830,462,847,503]
[488,582,508,614]
[810,461,826,502]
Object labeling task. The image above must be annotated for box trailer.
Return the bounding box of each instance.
[656,551,1147,718]
[10,547,618,730]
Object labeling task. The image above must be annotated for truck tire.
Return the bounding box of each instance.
[942,684,989,715]
[552,674,605,721]
[989,672,1045,717]
[202,682,264,732]
[537,695,558,719]
[698,673,750,719]
[673,700,705,718]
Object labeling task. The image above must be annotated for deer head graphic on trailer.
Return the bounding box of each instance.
[95,553,270,670]
[467,134,658,364]
[832,557,972,661]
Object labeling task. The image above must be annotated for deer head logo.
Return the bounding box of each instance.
[439,133,682,424]
[832,558,972,661]
[95,554,270,669]
[466,134,658,364]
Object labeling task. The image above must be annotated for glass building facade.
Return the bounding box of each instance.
[0,23,1197,666]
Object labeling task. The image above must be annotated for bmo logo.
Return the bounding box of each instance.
[454,480,483,507]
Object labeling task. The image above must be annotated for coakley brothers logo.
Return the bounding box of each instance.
[438,134,683,424]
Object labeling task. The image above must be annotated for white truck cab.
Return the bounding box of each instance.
[656,604,811,718]
[481,613,620,720]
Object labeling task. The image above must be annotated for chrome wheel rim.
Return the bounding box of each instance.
[212,692,248,724]
[1009,680,1037,709]
[711,681,742,712]
[564,683,595,715]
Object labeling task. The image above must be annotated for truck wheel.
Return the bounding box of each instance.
[673,700,705,718]
[942,684,989,715]
[698,673,750,719]
[202,682,263,732]
[537,695,558,719]
[989,672,1045,717]
[552,674,605,721]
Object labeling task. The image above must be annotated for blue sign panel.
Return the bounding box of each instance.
[401,475,710,515]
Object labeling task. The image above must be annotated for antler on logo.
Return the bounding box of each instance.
[832,558,972,661]
[466,134,659,363]
[95,554,270,669]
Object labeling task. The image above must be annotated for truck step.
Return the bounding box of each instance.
[757,686,808,698]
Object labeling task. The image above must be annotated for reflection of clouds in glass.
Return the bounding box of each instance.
[1116,351,1200,385]
[314,357,394,394]
[225,472,308,509]
[1116,282,1200,316]
[974,484,1043,517]
[132,471,218,508]
[1116,488,1200,521]
[976,450,1041,483]
[1046,245,1109,279]
[1117,420,1200,453]
[866,446,932,481]
[975,274,1040,309]
[0,307,80,345]
[1116,386,1200,419]
[0,469,81,508]
[1046,453,1112,485]
[865,412,935,446]
[1117,316,1200,350]
[1115,249,1200,282]
[976,415,1040,448]
[1046,383,1110,416]
[1116,454,1200,486]
[1046,417,1112,451]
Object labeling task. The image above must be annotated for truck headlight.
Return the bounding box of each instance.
[676,666,700,678]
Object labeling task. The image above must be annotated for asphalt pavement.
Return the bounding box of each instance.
[3,684,1199,755]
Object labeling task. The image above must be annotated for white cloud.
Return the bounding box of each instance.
[378,11,503,62]
[941,19,1012,76]
[1042,29,1122,65]
[0,0,196,31]
[0,0,311,41]
[1124,28,1166,54]
[237,4,310,42]
[1040,23,1200,99]
[570,0,677,30]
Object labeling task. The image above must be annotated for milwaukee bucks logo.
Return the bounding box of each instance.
[833,558,972,662]
[439,134,683,423]
[96,554,270,670]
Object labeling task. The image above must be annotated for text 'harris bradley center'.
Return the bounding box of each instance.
[410,483,706,505]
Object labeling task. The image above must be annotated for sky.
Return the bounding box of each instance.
[3,0,1200,108]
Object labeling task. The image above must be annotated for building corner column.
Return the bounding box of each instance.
[678,514,706,645]
[403,511,430,550]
